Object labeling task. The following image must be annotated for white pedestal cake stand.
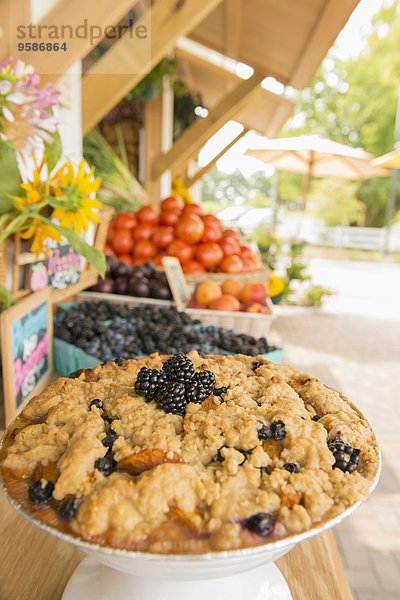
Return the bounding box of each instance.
[62,556,293,600]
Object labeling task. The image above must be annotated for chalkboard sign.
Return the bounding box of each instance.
[161,256,190,311]
[1,287,53,424]
[30,241,81,291]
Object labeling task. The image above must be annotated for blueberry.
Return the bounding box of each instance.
[89,399,103,410]
[244,512,274,537]
[235,447,253,465]
[283,462,299,473]
[312,415,321,421]
[59,498,80,521]
[270,421,286,440]
[257,425,271,441]
[28,479,54,503]
[213,386,228,396]
[95,453,116,477]
[213,445,227,463]
[259,466,270,476]
[102,429,118,448]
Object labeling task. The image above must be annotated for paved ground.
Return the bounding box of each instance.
[269,258,400,600]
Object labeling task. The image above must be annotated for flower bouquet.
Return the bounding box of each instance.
[0,57,106,279]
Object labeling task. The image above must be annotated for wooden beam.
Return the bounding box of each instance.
[10,0,137,86]
[180,55,197,91]
[289,0,360,89]
[175,45,237,81]
[143,93,163,206]
[259,92,296,138]
[225,0,242,59]
[184,128,247,188]
[0,0,31,58]
[151,71,263,180]
[82,0,223,134]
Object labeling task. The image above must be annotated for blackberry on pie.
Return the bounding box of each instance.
[163,354,195,383]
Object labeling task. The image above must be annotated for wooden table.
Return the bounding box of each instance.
[0,492,352,600]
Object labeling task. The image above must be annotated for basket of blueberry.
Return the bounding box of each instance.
[53,300,283,376]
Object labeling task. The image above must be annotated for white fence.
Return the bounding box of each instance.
[275,221,400,252]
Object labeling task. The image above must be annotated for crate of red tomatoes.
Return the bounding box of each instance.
[105,196,269,284]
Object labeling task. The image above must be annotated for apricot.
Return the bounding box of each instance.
[195,281,222,306]
[221,278,244,298]
[239,282,268,305]
[209,294,241,312]
[188,300,207,309]
[242,302,268,314]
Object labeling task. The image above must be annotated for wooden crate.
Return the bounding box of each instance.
[2,206,113,304]
[184,265,271,287]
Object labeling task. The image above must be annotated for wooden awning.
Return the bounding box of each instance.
[176,47,295,137]
[187,0,360,89]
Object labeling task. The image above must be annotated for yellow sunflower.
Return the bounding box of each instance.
[171,177,192,205]
[12,154,46,211]
[267,272,285,297]
[50,160,101,235]
[19,221,62,256]
[12,155,62,255]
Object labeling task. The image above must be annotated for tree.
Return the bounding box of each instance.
[202,168,271,210]
[282,0,400,226]
[309,178,365,226]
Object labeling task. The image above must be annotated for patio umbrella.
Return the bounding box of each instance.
[371,148,400,168]
[246,134,389,216]
[371,149,400,253]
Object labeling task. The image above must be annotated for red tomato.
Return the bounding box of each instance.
[114,212,138,230]
[167,239,194,264]
[201,223,222,243]
[182,260,206,274]
[253,249,262,267]
[182,203,203,217]
[131,257,147,266]
[160,209,180,227]
[239,245,254,259]
[132,223,154,241]
[202,214,223,230]
[137,205,159,226]
[151,226,174,249]
[195,243,223,268]
[219,255,244,273]
[241,256,259,272]
[112,228,134,254]
[175,214,204,244]
[182,260,206,275]
[106,226,114,243]
[117,254,134,265]
[161,196,184,212]
[219,237,241,257]
[224,229,242,242]
[152,253,166,267]
[104,244,115,256]
[134,240,157,259]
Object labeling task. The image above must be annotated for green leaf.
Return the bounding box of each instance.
[0,286,15,312]
[0,213,29,243]
[39,216,106,278]
[0,141,21,208]
[44,129,62,174]
[46,194,70,209]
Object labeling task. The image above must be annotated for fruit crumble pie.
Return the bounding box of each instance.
[0,352,379,553]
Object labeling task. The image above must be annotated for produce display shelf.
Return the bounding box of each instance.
[75,292,275,337]
[183,265,271,286]
[53,336,283,378]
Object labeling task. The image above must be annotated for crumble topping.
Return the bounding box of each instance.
[1,352,379,553]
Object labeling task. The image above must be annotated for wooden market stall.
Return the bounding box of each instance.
[0,0,361,204]
[0,2,365,596]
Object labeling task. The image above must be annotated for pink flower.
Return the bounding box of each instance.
[0,56,60,154]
